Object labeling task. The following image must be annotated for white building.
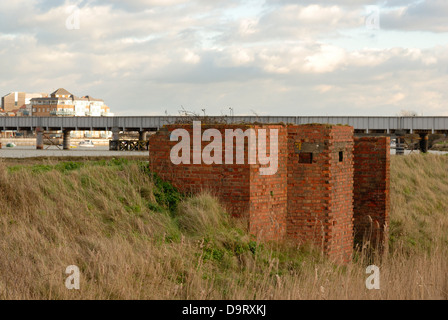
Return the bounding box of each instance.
[29,88,114,139]
[30,88,114,117]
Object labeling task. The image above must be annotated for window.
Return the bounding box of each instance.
[339,151,343,162]
[299,152,313,164]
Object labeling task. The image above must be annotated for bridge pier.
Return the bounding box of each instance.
[419,133,429,153]
[112,127,120,141]
[63,130,71,150]
[36,127,44,150]
[396,137,405,155]
[139,131,148,141]
[109,127,120,151]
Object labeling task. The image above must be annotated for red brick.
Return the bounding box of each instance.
[148,123,390,264]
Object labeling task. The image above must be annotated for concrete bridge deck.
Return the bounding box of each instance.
[1,116,448,134]
[1,116,447,151]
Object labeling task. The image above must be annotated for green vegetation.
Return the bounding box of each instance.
[0,155,447,299]
[390,154,448,253]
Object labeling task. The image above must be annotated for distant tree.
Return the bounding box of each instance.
[397,110,419,117]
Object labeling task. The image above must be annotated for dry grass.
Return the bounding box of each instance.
[0,155,447,300]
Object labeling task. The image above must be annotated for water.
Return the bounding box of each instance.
[1,145,445,159]
[0,145,148,158]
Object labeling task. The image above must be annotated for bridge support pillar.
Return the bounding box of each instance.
[419,133,429,153]
[112,127,120,141]
[396,137,405,155]
[110,127,120,151]
[139,131,148,141]
[36,127,44,150]
[63,130,71,150]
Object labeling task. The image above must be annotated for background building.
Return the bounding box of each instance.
[2,88,114,139]
[1,92,46,113]
[30,88,113,117]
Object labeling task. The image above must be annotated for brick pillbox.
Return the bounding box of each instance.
[148,123,390,264]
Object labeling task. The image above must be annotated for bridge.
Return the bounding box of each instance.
[1,116,447,150]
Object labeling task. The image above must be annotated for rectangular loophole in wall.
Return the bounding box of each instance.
[299,152,313,164]
[339,151,343,162]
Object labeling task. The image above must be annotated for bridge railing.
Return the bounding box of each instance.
[0,116,448,132]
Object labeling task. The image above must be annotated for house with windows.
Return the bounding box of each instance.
[29,88,114,139]
[30,88,113,117]
[1,92,47,114]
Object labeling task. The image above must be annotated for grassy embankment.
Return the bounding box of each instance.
[432,140,448,151]
[0,155,447,299]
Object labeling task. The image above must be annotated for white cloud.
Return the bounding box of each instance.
[314,85,334,93]
[382,0,448,32]
[238,18,259,36]
[304,45,347,73]
[0,0,448,117]
[183,50,201,64]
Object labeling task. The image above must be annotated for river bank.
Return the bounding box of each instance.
[0,145,147,158]
[0,154,446,299]
[0,138,110,147]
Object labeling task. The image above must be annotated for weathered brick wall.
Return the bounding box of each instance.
[148,123,389,264]
[287,125,331,249]
[249,125,288,241]
[287,124,354,263]
[353,137,390,249]
[327,127,354,263]
[148,123,287,241]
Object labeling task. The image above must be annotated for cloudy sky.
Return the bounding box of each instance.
[1,0,448,116]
